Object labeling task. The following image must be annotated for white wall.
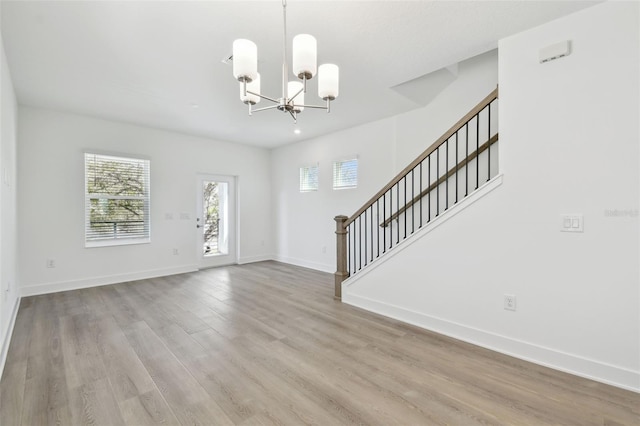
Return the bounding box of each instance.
[0,33,20,373]
[395,50,498,170]
[271,50,498,273]
[343,1,639,391]
[18,107,273,295]
[271,118,396,272]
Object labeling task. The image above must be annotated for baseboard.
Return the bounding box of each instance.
[237,254,274,265]
[0,295,21,380]
[20,265,198,297]
[273,255,333,273]
[343,292,640,393]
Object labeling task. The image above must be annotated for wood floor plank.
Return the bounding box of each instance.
[21,302,73,426]
[122,320,216,414]
[68,377,126,425]
[118,389,180,426]
[94,315,157,402]
[0,361,27,426]
[60,313,108,389]
[2,261,638,425]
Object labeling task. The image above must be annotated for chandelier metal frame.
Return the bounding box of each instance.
[233,0,339,124]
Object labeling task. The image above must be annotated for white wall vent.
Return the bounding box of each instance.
[539,40,571,64]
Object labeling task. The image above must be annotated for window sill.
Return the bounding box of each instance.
[85,238,150,248]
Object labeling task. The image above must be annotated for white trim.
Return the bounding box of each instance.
[85,237,150,248]
[344,174,504,287]
[20,265,198,297]
[238,254,274,265]
[274,255,333,273]
[342,293,640,393]
[0,296,21,380]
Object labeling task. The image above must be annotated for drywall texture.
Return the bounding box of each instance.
[271,50,498,272]
[0,34,19,370]
[343,2,639,391]
[17,108,273,295]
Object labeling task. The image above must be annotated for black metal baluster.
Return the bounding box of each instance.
[445,138,449,211]
[396,183,400,244]
[376,199,380,259]
[487,103,491,182]
[427,154,431,223]
[403,176,407,239]
[358,216,362,271]
[419,161,423,229]
[351,223,358,274]
[370,205,374,263]
[455,132,459,204]
[476,113,480,190]
[396,181,400,244]
[364,210,367,266]
[346,224,351,277]
[465,122,469,196]
[436,146,440,217]
[411,169,415,234]
[383,192,387,252]
[389,187,393,249]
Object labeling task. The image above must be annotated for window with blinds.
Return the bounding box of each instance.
[84,153,150,247]
[299,164,319,192]
[333,158,358,190]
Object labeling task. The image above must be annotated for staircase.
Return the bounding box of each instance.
[334,88,499,298]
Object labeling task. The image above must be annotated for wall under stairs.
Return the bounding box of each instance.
[343,1,639,392]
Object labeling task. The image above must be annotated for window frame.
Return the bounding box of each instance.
[84,152,151,248]
[299,163,319,192]
[332,157,358,190]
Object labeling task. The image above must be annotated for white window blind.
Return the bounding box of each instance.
[333,158,358,190]
[84,153,150,247]
[299,164,319,192]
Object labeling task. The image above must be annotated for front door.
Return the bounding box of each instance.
[196,174,237,269]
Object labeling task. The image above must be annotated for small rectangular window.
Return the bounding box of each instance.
[299,164,319,192]
[85,153,150,247]
[333,158,358,190]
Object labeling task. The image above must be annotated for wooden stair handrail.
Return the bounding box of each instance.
[380,133,499,227]
[344,87,498,227]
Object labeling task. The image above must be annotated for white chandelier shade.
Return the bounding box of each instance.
[318,64,339,100]
[231,0,339,123]
[232,39,258,82]
[292,34,317,79]
[287,81,304,112]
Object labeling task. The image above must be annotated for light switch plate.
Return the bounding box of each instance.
[561,214,583,232]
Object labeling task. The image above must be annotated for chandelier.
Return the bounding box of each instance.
[231,0,339,123]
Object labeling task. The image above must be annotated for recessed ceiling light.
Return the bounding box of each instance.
[294,129,301,135]
[190,103,199,109]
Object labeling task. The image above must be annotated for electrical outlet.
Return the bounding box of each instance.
[46,259,56,268]
[172,248,179,256]
[504,294,517,311]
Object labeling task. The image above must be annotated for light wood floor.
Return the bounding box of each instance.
[1,261,638,425]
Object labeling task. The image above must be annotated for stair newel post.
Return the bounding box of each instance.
[334,215,349,300]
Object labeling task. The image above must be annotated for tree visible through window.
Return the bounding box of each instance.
[203,181,220,255]
[84,153,150,246]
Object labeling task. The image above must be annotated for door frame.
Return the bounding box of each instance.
[195,174,238,269]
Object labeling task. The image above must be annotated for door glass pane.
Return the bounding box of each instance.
[202,181,228,256]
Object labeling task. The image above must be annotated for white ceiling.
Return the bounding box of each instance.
[1,0,600,148]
